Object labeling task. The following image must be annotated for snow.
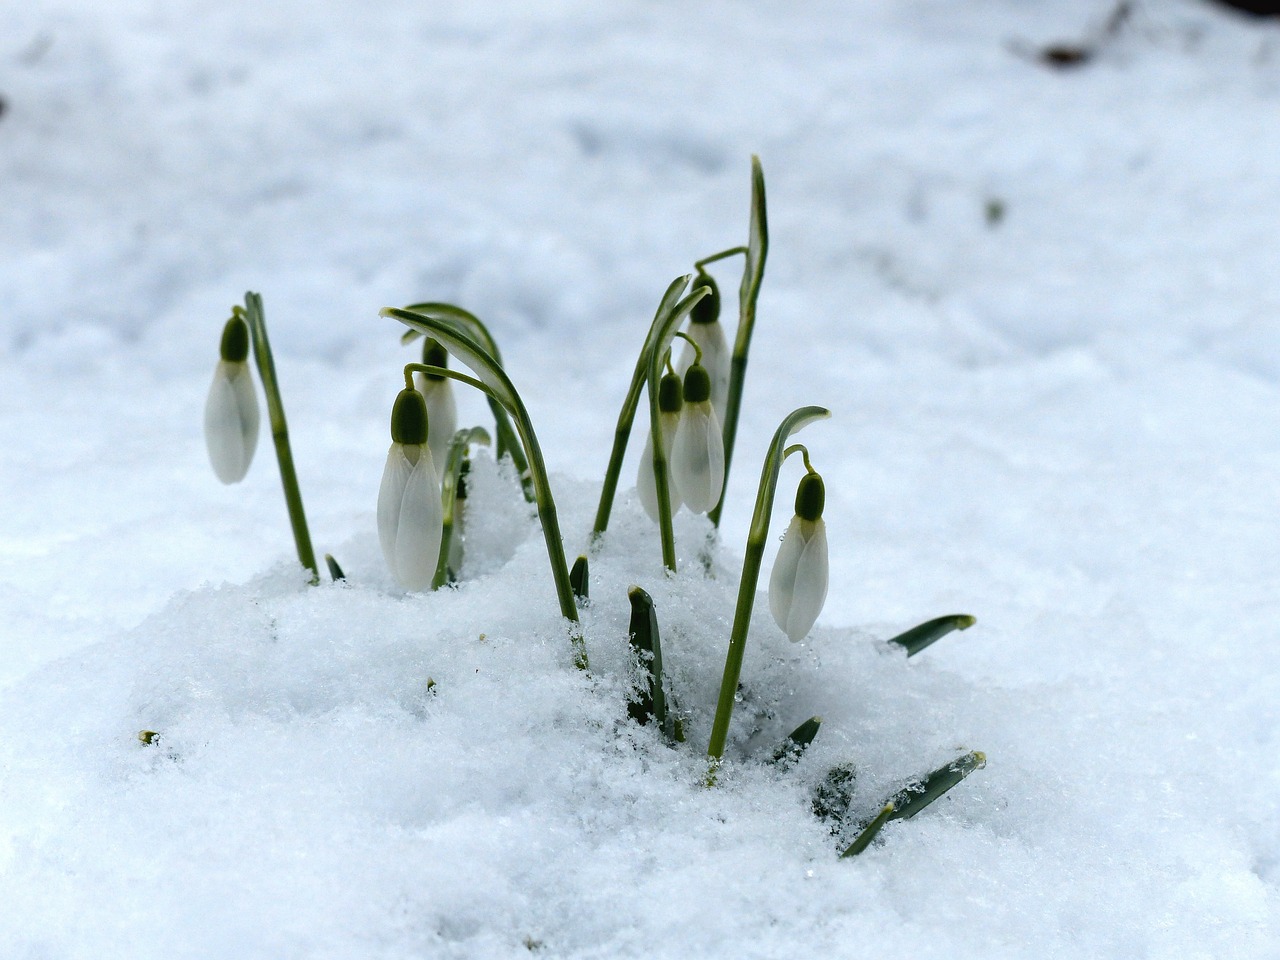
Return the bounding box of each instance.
[3,0,1280,955]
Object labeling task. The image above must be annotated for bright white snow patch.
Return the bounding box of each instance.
[3,0,1280,956]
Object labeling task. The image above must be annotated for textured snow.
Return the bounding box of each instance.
[3,0,1280,956]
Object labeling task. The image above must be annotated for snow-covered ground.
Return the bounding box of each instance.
[3,0,1280,956]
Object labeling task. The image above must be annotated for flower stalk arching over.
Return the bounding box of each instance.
[706,405,830,772]
[768,461,829,642]
[377,387,444,591]
[204,313,260,484]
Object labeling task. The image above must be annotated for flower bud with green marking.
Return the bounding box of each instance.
[676,273,729,422]
[204,314,260,484]
[378,388,442,590]
[413,339,458,470]
[769,471,828,642]
[670,362,724,514]
[637,371,685,522]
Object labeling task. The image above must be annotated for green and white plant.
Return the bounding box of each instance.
[202,156,984,857]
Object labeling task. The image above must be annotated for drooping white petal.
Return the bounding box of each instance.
[393,449,445,590]
[769,516,829,642]
[670,401,724,514]
[377,442,444,590]
[204,360,260,484]
[377,443,414,574]
[637,410,682,522]
[415,374,458,471]
[676,321,730,422]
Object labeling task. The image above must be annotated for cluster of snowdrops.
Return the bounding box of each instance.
[199,159,984,856]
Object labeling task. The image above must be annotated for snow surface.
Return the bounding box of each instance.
[3,0,1280,956]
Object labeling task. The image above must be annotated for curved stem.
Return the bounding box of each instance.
[706,405,829,769]
[782,443,815,475]
[709,156,768,529]
[400,302,530,500]
[383,307,587,668]
[694,246,747,271]
[673,330,702,366]
[238,294,319,584]
[590,275,690,540]
[434,426,491,589]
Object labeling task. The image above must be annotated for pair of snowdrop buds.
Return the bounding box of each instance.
[638,278,729,522]
[204,315,260,484]
[769,469,829,642]
[378,387,443,591]
[637,356,725,521]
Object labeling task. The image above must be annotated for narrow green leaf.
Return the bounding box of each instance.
[397,302,531,499]
[884,751,986,821]
[706,405,829,764]
[770,715,822,764]
[570,555,589,601]
[240,293,319,583]
[887,614,976,657]
[626,586,666,729]
[324,553,345,582]
[590,275,691,540]
[840,803,895,858]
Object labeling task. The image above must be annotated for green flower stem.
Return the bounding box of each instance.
[237,292,319,584]
[706,405,829,769]
[645,285,712,572]
[434,425,491,590]
[400,302,531,501]
[709,156,768,529]
[694,246,747,272]
[386,311,587,668]
[590,275,689,539]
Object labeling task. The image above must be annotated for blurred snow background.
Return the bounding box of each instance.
[2,0,1280,956]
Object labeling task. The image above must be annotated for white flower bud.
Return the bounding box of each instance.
[637,410,682,522]
[414,373,458,472]
[768,515,829,642]
[204,359,260,484]
[676,320,730,424]
[670,400,724,514]
[377,442,443,591]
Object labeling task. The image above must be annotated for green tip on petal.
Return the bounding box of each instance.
[690,274,720,325]
[390,388,429,444]
[658,372,684,414]
[422,339,449,378]
[219,315,250,363]
[683,363,711,404]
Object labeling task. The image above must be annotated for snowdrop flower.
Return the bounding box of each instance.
[637,370,684,522]
[378,388,443,591]
[413,339,458,471]
[204,314,260,484]
[676,273,730,423]
[769,471,828,642]
[670,360,725,514]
